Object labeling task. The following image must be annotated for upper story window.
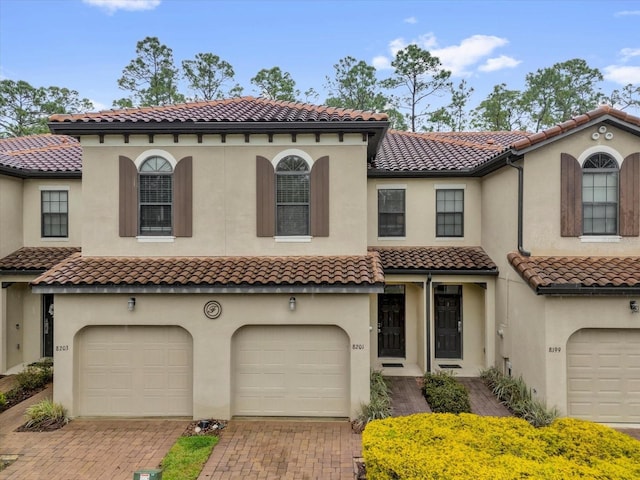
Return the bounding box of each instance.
[41,190,68,238]
[139,156,173,236]
[276,155,310,236]
[582,153,618,235]
[378,188,405,237]
[436,189,464,237]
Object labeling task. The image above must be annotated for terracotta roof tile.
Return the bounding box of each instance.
[511,106,640,151]
[370,130,528,172]
[0,134,81,172]
[32,253,385,288]
[0,247,81,272]
[49,96,388,124]
[507,252,640,293]
[370,246,497,272]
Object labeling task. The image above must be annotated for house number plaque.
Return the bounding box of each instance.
[204,301,222,319]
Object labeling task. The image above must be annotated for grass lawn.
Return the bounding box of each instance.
[161,435,219,480]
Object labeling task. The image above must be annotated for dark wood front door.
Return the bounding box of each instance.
[435,292,461,358]
[43,294,54,357]
[378,293,405,357]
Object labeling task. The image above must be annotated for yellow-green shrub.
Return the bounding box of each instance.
[362,413,640,480]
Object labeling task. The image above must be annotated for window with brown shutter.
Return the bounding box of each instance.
[174,156,192,237]
[119,156,137,237]
[620,152,640,236]
[560,153,582,237]
[310,156,329,237]
[256,156,275,237]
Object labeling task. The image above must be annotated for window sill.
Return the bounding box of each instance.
[136,236,176,243]
[275,236,312,243]
[435,236,464,241]
[40,237,69,242]
[377,237,406,241]
[579,235,621,243]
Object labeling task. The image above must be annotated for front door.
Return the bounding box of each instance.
[435,286,462,358]
[378,292,405,357]
[43,294,54,357]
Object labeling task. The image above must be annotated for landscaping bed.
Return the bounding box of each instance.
[0,360,53,414]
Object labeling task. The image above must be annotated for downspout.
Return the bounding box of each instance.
[506,157,531,257]
[426,272,432,373]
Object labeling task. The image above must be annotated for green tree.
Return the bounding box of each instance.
[382,44,451,132]
[522,58,603,131]
[471,83,527,131]
[606,83,640,112]
[425,79,474,132]
[117,36,185,107]
[182,52,239,101]
[251,67,298,101]
[0,80,93,137]
[325,56,388,111]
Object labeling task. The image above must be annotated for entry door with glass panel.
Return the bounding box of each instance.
[434,285,462,358]
[42,294,54,357]
[378,286,406,357]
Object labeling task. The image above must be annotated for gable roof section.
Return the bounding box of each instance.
[0,134,81,178]
[31,252,385,294]
[0,247,81,274]
[369,130,528,176]
[370,246,498,274]
[508,252,640,295]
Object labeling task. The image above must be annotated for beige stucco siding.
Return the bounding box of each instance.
[79,134,368,256]
[52,292,371,419]
[21,179,82,247]
[367,178,482,247]
[0,175,23,257]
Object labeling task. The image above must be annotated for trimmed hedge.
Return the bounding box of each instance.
[423,371,470,414]
[363,413,640,480]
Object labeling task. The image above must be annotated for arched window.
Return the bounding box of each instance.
[139,156,173,235]
[276,155,310,236]
[582,153,618,235]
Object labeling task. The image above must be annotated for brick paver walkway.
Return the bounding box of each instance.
[198,420,361,480]
[0,385,187,480]
[457,377,512,416]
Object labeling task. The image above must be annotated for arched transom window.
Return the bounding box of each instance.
[139,156,173,235]
[276,155,310,236]
[582,152,619,235]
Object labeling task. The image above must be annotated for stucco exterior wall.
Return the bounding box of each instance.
[22,178,82,247]
[0,175,23,257]
[79,134,369,257]
[52,292,371,419]
[367,177,482,247]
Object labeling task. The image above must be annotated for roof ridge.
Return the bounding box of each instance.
[3,142,80,156]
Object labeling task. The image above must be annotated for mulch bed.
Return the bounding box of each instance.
[182,419,227,437]
[0,384,50,414]
[16,417,69,432]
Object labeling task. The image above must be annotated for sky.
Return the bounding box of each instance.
[1,0,639,115]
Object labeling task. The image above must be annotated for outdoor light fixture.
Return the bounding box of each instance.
[289,296,296,311]
[631,300,639,313]
[128,297,136,311]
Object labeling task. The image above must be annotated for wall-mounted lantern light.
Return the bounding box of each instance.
[289,296,296,311]
[128,297,136,311]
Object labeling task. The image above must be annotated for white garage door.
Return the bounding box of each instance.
[233,325,349,417]
[567,328,640,423]
[77,326,192,417]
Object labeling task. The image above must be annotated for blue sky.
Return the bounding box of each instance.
[1,0,639,113]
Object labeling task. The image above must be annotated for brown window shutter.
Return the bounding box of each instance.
[560,153,582,237]
[256,156,275,237]
[174,156,193,237]
[620,152,640,237]
[310,156,330,237]
[119,156,137,237]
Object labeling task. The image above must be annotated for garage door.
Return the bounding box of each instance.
[233,325,349,417]
[567,328,640,423]
[77,326,192,417]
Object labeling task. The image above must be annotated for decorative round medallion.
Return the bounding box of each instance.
[204,300,222,319]
[598,125,607,134]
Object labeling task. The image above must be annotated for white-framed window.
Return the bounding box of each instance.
[378,187,406,237]
[139,156,173,236]
[41,189,68,238]
[436,189,464,237]
[582,152,619,235]
[276,155,310,236]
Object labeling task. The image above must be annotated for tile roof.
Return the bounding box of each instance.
[0,134,81,173]
[370,130,528,172]
[511,105,640,151]
[508,252,640,294]
[370,246,497,273]
[31,252,385,290]
[0,247,81,273]
[49,96,388,124]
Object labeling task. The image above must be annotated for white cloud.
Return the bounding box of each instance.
[89,99,108,111]
[431,35,509,76]
[614,10,640,16]
[604,65,640,84]
[389,38,408,56]
[404,16,417,24]
[372,55,392,70]
[478,55,521,72]
[620,48,640,61]
[82,0,161,14]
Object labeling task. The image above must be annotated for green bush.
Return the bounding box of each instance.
[423,371,470,414]
[0,392,6,409]
[353,370,391,431]
[15,364,53,391]
[24,398,68,428]
[363,413,640,480]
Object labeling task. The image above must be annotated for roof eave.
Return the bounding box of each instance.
[0,165,81,179]
[536,284,640,296]
[384,268,498,276]
[367,169,478,178]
